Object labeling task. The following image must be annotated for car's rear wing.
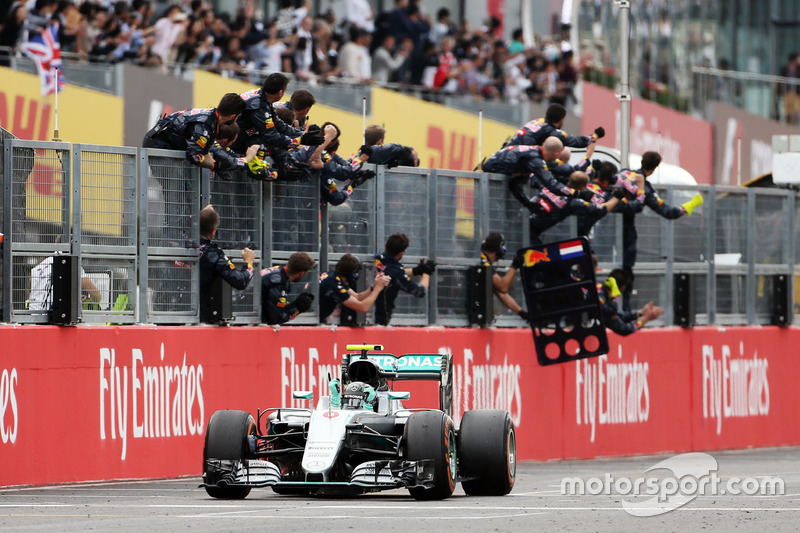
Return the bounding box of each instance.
[343,345,453,416]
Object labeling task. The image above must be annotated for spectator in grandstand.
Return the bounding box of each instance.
[29,254,101,312]
[778,52,800,126]
[479,232,528,321]
[198,205,255,323]
[373,232,436,325]
[261,251,316,325]
[0,2,28,65]
[319,253,390,324]
[372,34,408,83]
[343,0,375,34]
[482,136,577,209]
[598,268,663,336]
[147,4,188,65]
[620,151,703,312]
[339,26,372,80]
[428,7,455,45]
[504,103,604,149]
[142,92,245,170]
[528,171,623,245]
[231,72,324,158]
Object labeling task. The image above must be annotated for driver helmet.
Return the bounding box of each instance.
[342,381,368,410]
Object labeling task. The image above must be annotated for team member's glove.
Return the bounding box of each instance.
[412,259,434,276]
[518,309,530,322]
[592,127,605,142]
[592,159,604,172]
[306,124,321,135]
[424,259,437,273]
[247,154,268,174]
[349,169,375,188]
[363,385,377,410]
[681,193,704,216]
[298,132,325,146]
[293,292,314,313]
[329,378,341,407]
[359,144,373,158]
[511,253,524,269]
[612,188,626,199]
[579,189,595,202]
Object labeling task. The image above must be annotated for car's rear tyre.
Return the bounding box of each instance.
[405,410,457,500]
[458,409,516,496]
[203,409,255,499]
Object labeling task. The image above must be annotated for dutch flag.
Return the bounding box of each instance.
[559,240,584,260]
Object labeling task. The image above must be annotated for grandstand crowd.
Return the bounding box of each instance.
[0,0,580,104]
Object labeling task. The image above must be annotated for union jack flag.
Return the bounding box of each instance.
[21,22,65,97]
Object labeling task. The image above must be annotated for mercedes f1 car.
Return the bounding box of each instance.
[202,344,516,500]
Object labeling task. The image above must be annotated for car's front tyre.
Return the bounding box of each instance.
[203,409,255,499]
[405,410,457,500]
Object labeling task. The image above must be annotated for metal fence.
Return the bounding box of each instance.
[3,138,799,327]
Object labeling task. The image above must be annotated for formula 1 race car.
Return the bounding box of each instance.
[202,344,516,500]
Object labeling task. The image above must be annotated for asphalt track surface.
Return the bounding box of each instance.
[1,447,799,532]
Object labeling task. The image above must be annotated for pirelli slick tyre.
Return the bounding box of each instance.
[458,409,516,496]
[405,410,457,500]
[203,410,255,499]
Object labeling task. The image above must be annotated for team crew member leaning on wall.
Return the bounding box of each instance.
[198,205,255,323]
[621,150,704,311]
[482,136,577,211]
[504,102,605,149]
[598,268,663,335]
[142,92,246,170]
[480,232,529,321]
[319,253,391,324]
[373,232,437,325]
[261,252,316,325]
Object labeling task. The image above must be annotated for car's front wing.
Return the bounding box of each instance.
[203,458,435,494]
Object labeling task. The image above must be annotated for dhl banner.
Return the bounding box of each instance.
[371,87,514,171]
[0,324,797,487]
[0,67,122,144]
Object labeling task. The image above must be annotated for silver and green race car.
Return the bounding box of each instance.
[202,344,516,500]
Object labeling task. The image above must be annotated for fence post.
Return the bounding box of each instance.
[427,168,438,325]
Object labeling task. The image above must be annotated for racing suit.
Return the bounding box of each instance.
[362,143,408,166]
[549,156,592,184]
[529,186,611,245]
[504,117,593,148]
[482,145,574,210]
[578,171,644,237]
[373,251,426,325]
[597,277,642,336]
[261,265,302,324]
[199,237,254,322]
[232,88,305,154]
[318,270,352,322]
[143,107,221,166]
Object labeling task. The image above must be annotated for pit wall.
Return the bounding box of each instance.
[0,325,789,487]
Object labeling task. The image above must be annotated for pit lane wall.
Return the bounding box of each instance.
[0,325,789,487]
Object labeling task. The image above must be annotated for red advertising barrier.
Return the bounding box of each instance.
[0,325,796,487]
[581,82,714,184]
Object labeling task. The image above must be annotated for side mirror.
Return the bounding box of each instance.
[292,390,313,401]
[388,391,410,401]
